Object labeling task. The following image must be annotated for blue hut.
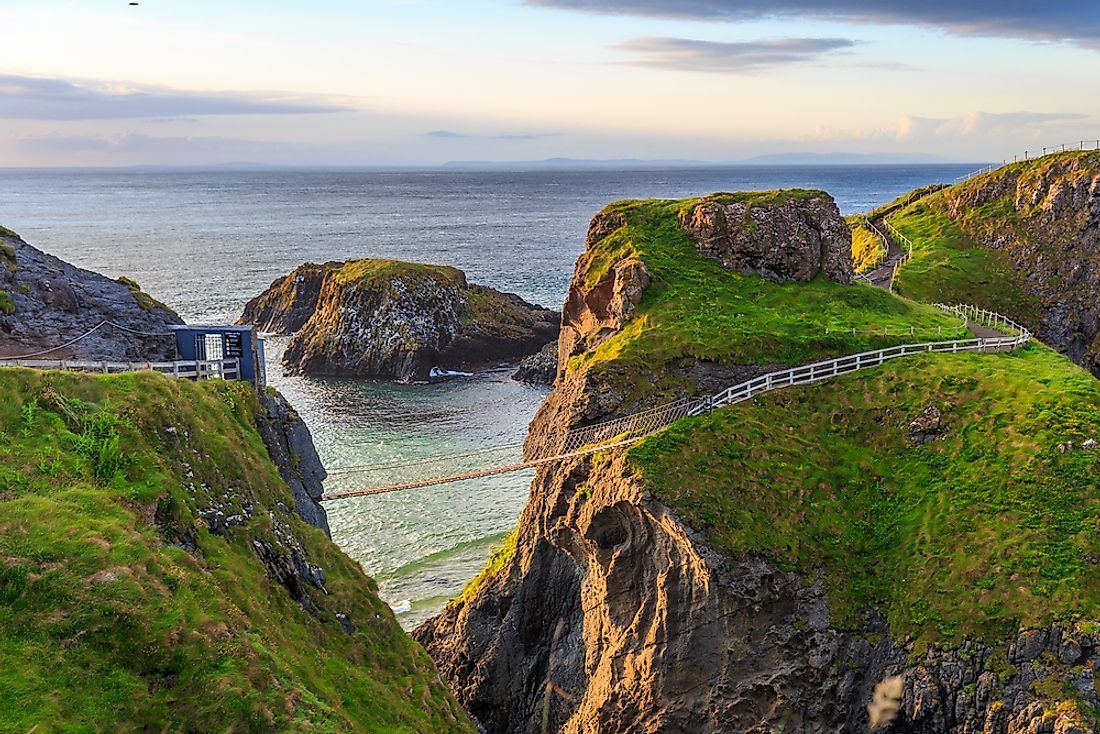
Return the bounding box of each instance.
[168,325,266,389]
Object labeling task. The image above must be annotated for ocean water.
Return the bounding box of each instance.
[0,164,975,627]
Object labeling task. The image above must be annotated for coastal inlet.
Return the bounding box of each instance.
[264,336,550,628]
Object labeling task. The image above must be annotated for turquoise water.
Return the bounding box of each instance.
[0,164,976,627]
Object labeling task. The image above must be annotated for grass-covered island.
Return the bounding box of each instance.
[239,258,559,381]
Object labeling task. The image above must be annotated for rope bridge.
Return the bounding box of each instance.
[321,304,1031,502]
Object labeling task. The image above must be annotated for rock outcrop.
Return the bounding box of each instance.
[512,340,558,385]
[415,192,1099,734]
[0,227,183,360]
[255,390,330,536]
[679,191,853,284]
[240,259,559,381]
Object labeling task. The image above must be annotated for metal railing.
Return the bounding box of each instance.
[0,358,241,381]
[954,139,1100,184]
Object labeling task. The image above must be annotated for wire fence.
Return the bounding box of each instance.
[954,139,1100,184]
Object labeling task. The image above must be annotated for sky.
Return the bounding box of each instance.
[0,0,1097,167]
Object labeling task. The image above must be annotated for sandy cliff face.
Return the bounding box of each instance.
[240,259,559,381]
[415,194,1099,733]
[0,228,183,360]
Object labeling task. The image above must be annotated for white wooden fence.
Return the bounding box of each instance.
[0,358,241,381]
[544,303,1030,457]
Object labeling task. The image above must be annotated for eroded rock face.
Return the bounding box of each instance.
[944,154,1100,377]
[679,193,853,284]
[512,340,558,385]
[239,260,559,381]
[0,229,183,360]
[254,390,330,536]
[418,447,1100,733]
[416,198,1095,733]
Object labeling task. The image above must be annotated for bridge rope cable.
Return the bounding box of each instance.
[1,320,175,361]
[326,441,527,475]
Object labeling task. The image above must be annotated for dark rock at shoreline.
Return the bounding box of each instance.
[512,340,558,385]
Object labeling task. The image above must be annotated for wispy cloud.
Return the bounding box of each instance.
[615,36,858,72]
[896,111,1091,140]
[424,130,560,140]
[528,0,1100,50]
[0,74,355,120]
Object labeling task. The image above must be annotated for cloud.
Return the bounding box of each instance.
[424,130,560,140]
[896,111,1090,140]
[0,74,354,120]
[614,36,857,72]
[527,0,1100,50]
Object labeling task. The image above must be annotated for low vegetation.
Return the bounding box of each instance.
[0,291,14,315]
[452,529,518,607]
[629,344,1100,651]
[849,217,886,273]
[0,368,473,733]
[117,275,176,315]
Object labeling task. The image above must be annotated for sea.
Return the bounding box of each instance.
[0,163,977,628]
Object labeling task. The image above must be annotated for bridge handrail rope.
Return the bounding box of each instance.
[322,302,1031,502]
[953,139,1100,185]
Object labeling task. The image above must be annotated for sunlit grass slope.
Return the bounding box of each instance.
[0,368,473,734]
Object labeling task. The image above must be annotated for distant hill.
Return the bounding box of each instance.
[444,153,964,169]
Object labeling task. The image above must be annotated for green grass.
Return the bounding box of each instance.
[888,151,1100,330]
[849,219,886,273]
[0,291,14,315]
[0,369,473,734]
[890,192,1041,327]
[332,259,465,288]
[116,275,177,315]
[571,196,963,402]
[628,344,1100,651]
[452,529,518,607]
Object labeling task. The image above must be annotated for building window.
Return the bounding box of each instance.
[200,333,224,361]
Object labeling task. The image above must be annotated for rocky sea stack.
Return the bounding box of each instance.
[240,259,559,381]
[0,227,182,360]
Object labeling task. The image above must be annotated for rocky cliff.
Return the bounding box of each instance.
[416,191,1100,733]
[240,259,559,381]
[0,227,183,360]
[889,151,1100,378]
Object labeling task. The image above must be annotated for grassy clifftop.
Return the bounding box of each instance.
[629,344,1100,650]
[568,193,963,402]
[888,151,1100,332]
[0,369,472,733]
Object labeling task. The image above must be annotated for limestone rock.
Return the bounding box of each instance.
[0,228,182,360]
[239,259,559,381]
[679,192,853,284]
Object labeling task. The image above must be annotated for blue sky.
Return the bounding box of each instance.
[0,0,1097,166]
